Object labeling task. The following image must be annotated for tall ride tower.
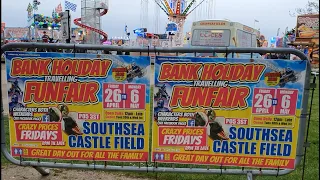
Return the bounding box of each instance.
[155,0,207,47]
[74,0,108,45]
[140,0,149,28]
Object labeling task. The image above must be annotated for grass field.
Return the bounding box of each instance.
[1,79,319,180]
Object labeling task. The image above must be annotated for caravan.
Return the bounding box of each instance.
[188,19,261,58]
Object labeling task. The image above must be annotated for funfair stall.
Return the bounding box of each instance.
[27,2,61,41]
[4,27,29,42]
[288,14,319,69]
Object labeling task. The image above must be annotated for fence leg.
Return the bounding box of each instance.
[32,166,50,176]
[247,172,254,180]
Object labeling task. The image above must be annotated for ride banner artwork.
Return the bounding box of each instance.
[152,56,307,169]
[5,52,151,162]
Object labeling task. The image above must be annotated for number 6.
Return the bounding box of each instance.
[281,95,291,109]
[131,90,139,103]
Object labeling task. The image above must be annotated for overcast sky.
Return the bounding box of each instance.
[2,0,309,39]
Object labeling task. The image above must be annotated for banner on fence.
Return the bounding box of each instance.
[152,56,307,169]
[5,52,151,162]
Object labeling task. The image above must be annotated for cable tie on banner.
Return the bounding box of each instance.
[104,161,107,167]
[276,166,280,177]
[300,113,309,118]
[153,159,158,168]
[37,158,40,163]
[93,158,96,170]
[86,161,89,166]
[225,47,228,61]
[147,46,150,56]
[19,155,22,165]
[73,44,76,57]
[146,160,148,173]
[220,164,223,176]
[242,167,244,171]
[154,46,157,56]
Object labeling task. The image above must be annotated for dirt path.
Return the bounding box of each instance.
[1,165,150,180]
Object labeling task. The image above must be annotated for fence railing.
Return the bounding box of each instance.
[1,42,312,180]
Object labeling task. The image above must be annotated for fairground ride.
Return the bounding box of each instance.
[154,0,207,46]
[73,0,108,44]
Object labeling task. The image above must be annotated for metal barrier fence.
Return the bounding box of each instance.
[1,42,312,180]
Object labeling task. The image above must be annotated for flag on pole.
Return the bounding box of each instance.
[65,0,77,12]
[27,3,33,20]
[52,9,56,18]
[254,19,259,23]
[56,3,63,14]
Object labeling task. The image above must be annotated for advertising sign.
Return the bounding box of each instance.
[296,14,319,39]
[191,29,231,47]
[61,11,70,39]
[71,28,85,41]
[236,30,253,48]
[6,52,151,162]
[35,29,60,40]
[4,28,29,40]
[152,56,307,169]
[166,22,178,32]
[27,3,33,21]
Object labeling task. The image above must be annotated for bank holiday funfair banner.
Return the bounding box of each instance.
[5,52,151,162]
[152,56,307,169]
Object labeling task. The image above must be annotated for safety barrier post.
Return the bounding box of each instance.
[246,172,254,180]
